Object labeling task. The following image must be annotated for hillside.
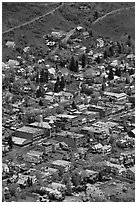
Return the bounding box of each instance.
[2,2,59,32]
[2,2,135,61]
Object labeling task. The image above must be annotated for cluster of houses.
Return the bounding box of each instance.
[2,17,135,202]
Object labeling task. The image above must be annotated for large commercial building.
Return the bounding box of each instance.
[88,105,112,118]
[103,92,127,101]
[50,160,72,172]
[15,126,44,143]
[28,122,51,137]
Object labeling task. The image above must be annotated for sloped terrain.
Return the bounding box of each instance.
[92,7,135,41]
[2,2,59,32]
[2,2,135,61]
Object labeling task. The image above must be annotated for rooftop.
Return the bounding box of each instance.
[16,126,44,134]
[51,160,71,167]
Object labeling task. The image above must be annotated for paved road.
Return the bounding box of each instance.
[2,3,64,34]
[92,5,135,25]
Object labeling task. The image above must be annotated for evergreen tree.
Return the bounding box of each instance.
[96,56,100,64]
[89,29,93,37]
[36,87,41,98]
[123,65,127,72]
[129,68,134,75]
[8,136,13,149]
[108,68,114,80]
[94,11,98,20]
[104,50,108,59]
[54,77,60,93]
[81,54,86,68]
[39,98,43,106]
[60,76,65,91]
[72,101,77,109]
[69,56,75,71]
[115,67,121,77]
[117,42,122,54]
[71,170,81,187]
[43,70,48,83]
[108,46,114,57]
[75,60,79,72]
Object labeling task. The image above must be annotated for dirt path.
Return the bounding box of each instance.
[2,3,64,35]
[92,5,135,25]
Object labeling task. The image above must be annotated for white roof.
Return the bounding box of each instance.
[30,122,51,129]
[12,137,27,145]
[48,68,56,75]
[51,160,71,166]
[95,143,102,149]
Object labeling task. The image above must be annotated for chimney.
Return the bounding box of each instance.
[39,114,43,127]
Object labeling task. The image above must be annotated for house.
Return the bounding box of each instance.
[55,131,86,148]
[50,160,72,173]
[103,92,127,102]
[102,145,112,155]
[76,25,83,31]
[23,150,43,164]
[91,143,103,153]
[122,167,135,181]
[42,142,52,154]
[49,182,66,193]
[2,163,9,173]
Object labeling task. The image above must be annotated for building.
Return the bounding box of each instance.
[50,160,72,173]
[103,92,127,101]
[55,131,86,148]
[55,114,79,130]
[42,142,53,154]
[28,122,51,137]
[102,145,112,155]
[88,105,112,118]
[23,150,43,164]
[15,126,44,143]
[49,182,66,193]
[12,136,32,147]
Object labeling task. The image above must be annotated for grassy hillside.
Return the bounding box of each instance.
[92,7,135,41]
[2,2,59,32]
[2,2,135,61]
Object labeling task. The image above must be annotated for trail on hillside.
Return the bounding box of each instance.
[92,5,135,25]
[2,3,64,35]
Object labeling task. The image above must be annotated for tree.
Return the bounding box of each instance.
[129,68,135,75]
[108,68,114,80]
[56,105,64,114]
[54,82,60,93]
[82,54,86,68]
[104,50,108,59]
[115,67,121,77]
[71,170,81,187]
[39,98,43,106]
[69,56,76,71]
[72,101,77,109]
[75,60,79,72]
[96,56,100,64]
[94,11,98,20]
[108,46,114,57]
[9,183,17,197]
[89,29,93,37]
[36,87,42,98]
[117,42,122,54]
[60,76,65,91]
[8,136,13,149]
[43,69,48,83]
[66,182,72,195]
